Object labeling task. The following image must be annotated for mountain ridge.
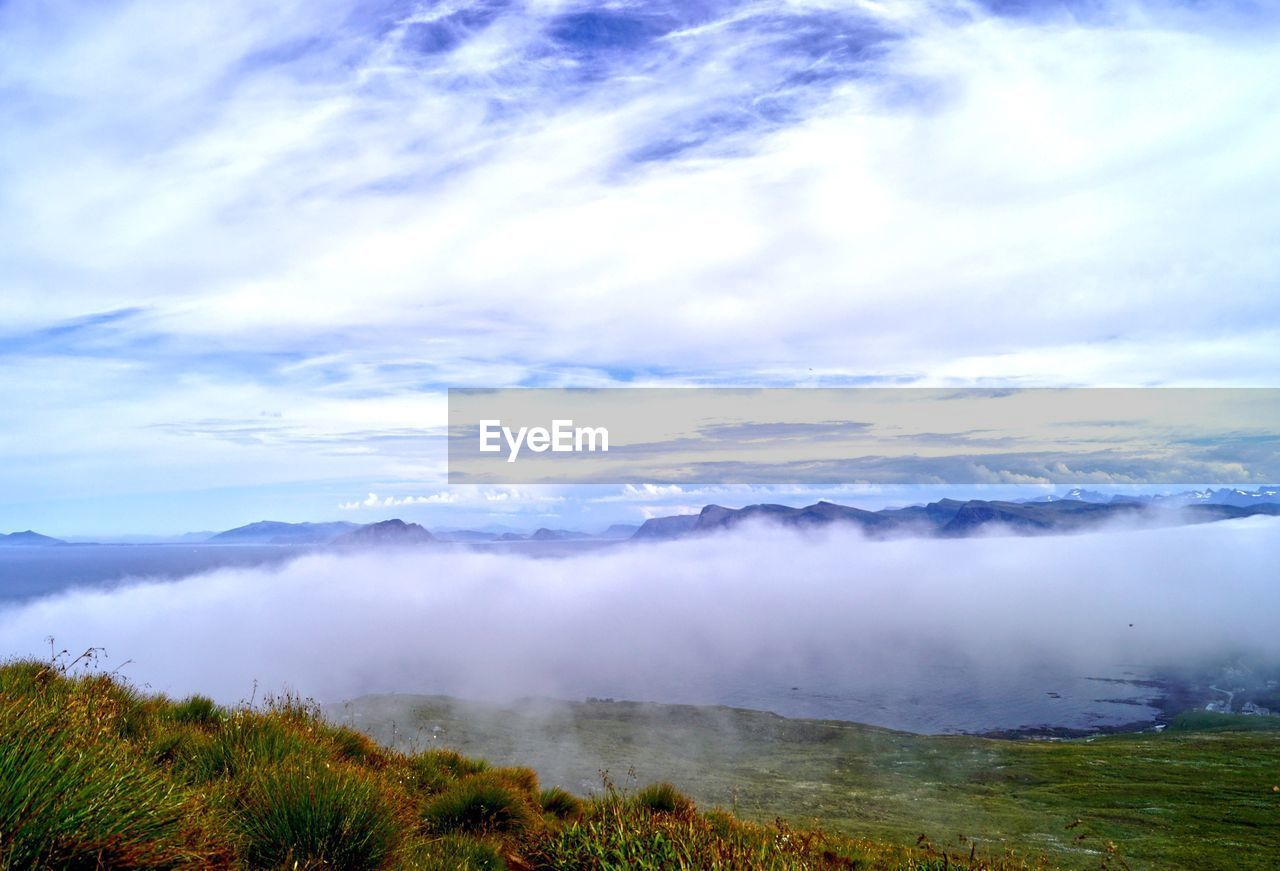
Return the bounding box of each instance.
[207,520,359,545]
[0,530,66,546]
[631,497,1280,541]
[331,518,434,546]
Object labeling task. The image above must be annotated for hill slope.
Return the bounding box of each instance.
[333,693,1280,871]
[1,660,1031,870]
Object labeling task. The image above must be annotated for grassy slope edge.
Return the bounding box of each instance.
[333,695,1280,871]
[1,658,1049,871]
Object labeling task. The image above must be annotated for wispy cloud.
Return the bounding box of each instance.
[2,0,1278,527]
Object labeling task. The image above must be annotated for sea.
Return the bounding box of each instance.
[0,544,310,605]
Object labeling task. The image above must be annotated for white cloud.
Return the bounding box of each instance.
[622,483,688,498]
[337,486,568,513]
[338,491,460,510]
[6,1,1277,372]
[2,0,1278,521]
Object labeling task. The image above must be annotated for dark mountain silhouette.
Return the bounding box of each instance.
[632,498,1280,541]
[0,530,66,546]
[331,519,434,546]
[630,513,701,540]
[531,528,580,541]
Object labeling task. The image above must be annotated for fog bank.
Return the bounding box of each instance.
[2,518,1277,731]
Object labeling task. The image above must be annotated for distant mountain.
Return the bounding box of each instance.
[630,514,701,540]
[1025,487,1280,507]
[1025,488,1116,503]
[534,528,589,541]
[435,523,528,536]
[207,521,359,545]
[331,519,434,546]
[1178,503,1280,522]
[697,501,889,533]
[939,499,1148,535]
[0,530,66,546]
[481,528,594,542]
[631,497,1280,542]
[1145,487,1280,507]
[599,523,640,539]
[173,531,220,543]
[434,529,502,543]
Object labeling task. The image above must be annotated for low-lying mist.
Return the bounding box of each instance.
[3,518,1277,733]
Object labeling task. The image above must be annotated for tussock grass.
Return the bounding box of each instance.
[232,762,401,870]
[0,673,216,869]
[0,655,1048,870]
[421,774,540,836]
[490,765,540,793]
[170,712,312,783]
[401,834,506,870]
[539,786,585,820]
[169,694,222,726]
[410,748,489,794]
[632,781,694,815]
[527,795,1041,871]
[330,724,388,769]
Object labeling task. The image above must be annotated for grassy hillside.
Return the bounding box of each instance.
[1,657,1046,870]
[331,695,1280,870]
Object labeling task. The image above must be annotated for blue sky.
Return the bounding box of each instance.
[2,0,1279,535]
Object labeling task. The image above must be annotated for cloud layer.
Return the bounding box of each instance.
[4,516,1277,732]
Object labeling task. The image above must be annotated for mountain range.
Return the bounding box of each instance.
[206,520,360,545]
[1026,486,1280,507]
[3,489,1277,548]
[631,497,1280,541]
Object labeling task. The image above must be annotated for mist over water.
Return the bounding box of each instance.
[2,518,1277,733]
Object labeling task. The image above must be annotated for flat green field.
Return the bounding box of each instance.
[328,696,1280,871]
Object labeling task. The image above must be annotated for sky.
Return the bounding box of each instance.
[2,0,1279,535]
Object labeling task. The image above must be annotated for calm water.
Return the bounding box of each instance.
[0,544,310,604]
[708,666,1162,734]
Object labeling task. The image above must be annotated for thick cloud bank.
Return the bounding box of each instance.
[2,518,1277,731]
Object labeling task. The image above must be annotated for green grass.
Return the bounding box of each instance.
[410,748,489,793]
[7,657,1017,870]
[169,694,222,726]
[7,655,1276,870]
[335,693,1280,870]
[1167,710,1280,732]
[0,674,211,869]
[232,761,401,869]
[421,774,540,836]
[632,782,695,815]
[540,786,586,820]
